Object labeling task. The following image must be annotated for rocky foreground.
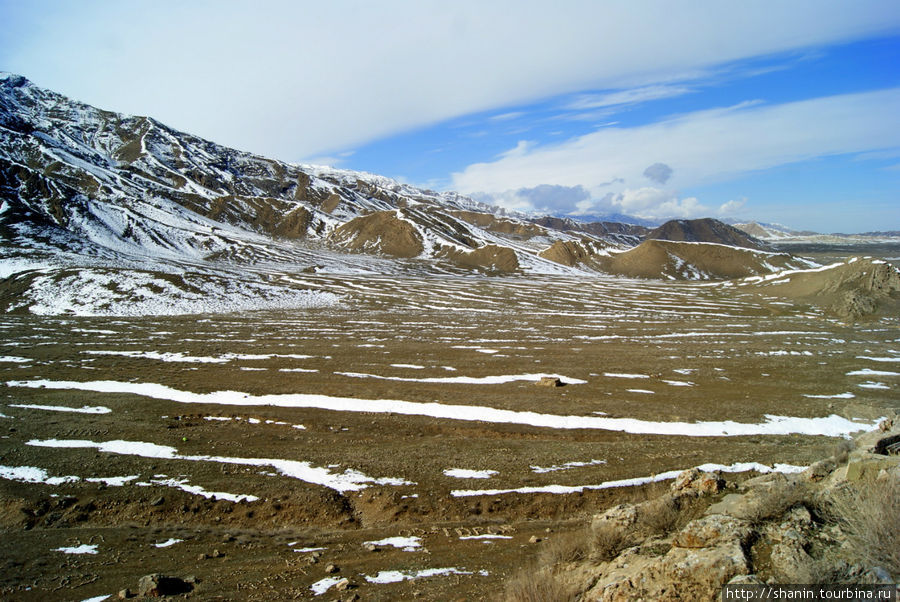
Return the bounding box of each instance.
[506,414,900,600]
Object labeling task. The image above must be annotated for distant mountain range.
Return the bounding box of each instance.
[0,73,891,315]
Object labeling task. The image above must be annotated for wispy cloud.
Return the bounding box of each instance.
[565,84,693,111]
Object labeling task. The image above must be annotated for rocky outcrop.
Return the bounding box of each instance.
[750,258,900,320]
[525,415,900,601]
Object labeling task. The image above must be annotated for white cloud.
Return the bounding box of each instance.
[452,88,900,216]
[718,198,747,215]
[2,1,899,162]
[566,85,693,110]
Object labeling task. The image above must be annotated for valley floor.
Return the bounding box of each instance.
[1,270,897,600]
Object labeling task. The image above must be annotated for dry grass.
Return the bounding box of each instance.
[827,478,900,577]
[501,568,579,602]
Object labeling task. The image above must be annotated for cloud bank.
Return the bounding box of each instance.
[452,88,900,218]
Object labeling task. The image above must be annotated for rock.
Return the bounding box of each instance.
[770,543,816,583]
[149,496,165,507]
[528,535,542,544]
[325,563,339,574]
[136,574,192,597]
[728,574,765,585]
[672,515,751,549]
[846,452,900,481]
[334,578,351,591]
[363,543,378,552]
[535,376,562,387]
[672,468,701,491]
[804,459,836,481]
[117,589,132,599]
[705,493,746,518]
[671,468,723,494]
[591,503,638,531]
[874,433,900,455]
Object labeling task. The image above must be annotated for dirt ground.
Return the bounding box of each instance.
[1,260,898,600]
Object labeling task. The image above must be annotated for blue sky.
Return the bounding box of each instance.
[2,1,899,232]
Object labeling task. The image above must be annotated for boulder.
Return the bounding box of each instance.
[136,574,192,597]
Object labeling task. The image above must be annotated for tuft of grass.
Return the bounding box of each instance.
[827,478,900,578]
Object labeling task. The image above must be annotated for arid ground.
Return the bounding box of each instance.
[1,254,898,600]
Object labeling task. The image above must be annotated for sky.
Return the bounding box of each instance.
[1,0,899,232]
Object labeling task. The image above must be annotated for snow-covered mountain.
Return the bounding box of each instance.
[0,73,818,315]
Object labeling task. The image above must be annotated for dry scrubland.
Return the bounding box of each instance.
[1,257,898,601]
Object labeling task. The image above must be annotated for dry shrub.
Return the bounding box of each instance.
[538,529,589,566]
[832,440,853,465]
[733,479,810,524]
[828,477,900,577]
[590,521,632,563]
[501,567,578,602]
[637,496,681,537]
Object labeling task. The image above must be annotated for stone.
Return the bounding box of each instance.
[334,578,351,591]
[325,563,339,574]
[363,543,378,552]
[117,589,132,599]
[136,574,192,597]
[535,376,562,387]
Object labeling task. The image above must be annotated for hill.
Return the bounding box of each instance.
[737,257,900,320]
[595,239,811,281]
[647,218,773,251]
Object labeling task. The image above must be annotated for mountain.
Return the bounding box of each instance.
[0,73,824,314]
